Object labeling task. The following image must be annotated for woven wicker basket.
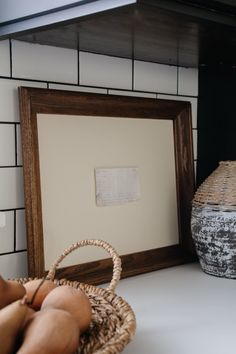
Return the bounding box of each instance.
[16,239,136,353]
[191,161,236,278]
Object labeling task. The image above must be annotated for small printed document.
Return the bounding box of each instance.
[95,167,141,206]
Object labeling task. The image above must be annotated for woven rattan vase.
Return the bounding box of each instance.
[191,161,236,278]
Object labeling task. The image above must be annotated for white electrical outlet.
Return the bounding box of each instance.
[0,212,6,228]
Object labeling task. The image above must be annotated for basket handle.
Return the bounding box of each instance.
[46,239,122,292]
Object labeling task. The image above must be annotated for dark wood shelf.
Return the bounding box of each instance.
[1,0,236,68]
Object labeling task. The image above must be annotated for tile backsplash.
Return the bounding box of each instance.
[0,167,24,209]
[0,40,10,77]
[0,78,46,122]
[0,124,15,166]
[134,60,178,94]
[79,52,132,89]
[0,39,198,278]
[178,67,199,96]
[12,40,78,84]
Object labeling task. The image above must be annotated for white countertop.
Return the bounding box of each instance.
[113,262,236,354]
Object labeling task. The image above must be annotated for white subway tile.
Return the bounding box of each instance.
[0,40,10,77]
[80,52,132,89]
[190,97,198,129]
[134,61,177,94]
[157,94,198,129]
[193,129,198,160]
[178,67,198,96]
[0,211,14,253]
[49,83,107,94]
[0,124,15,166]
[16,124,22,165]
[16,209,27,251]
[0,251,28,278]
[0,79,46,122]
[12,40,78,84]
[108,89,156,99]
[0,167,24,209]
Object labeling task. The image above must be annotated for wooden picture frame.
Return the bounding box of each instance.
[19,87,196,284]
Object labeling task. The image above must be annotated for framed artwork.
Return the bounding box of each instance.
[19,87,196,284]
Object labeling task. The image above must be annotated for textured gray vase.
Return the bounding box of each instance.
[191,161,236,278]
[191,204,236,278]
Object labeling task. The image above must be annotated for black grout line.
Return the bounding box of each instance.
[0,121,19,125]
[0,75,48,84]
[77,33,80,86]
[13,209,16,252]
[0,76,199,99]
[14,123,17,166]
[0,249,27,257]
[9,39,13,78]
[0,207,25,212]
[48,83,199,98]
[0,165,23,168]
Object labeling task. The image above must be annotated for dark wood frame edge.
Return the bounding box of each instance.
[48,245,198,285]
[19,86,196,283]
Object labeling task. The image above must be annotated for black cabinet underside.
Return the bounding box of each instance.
[1,0,236,68]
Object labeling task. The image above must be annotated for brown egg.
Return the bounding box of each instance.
[23,279,57,310]
[0,276,26,309]
[17,308,80,354]
[0,297,34,354]
[41,285,92,333]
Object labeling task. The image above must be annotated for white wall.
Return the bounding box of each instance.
[0,39,198,278]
